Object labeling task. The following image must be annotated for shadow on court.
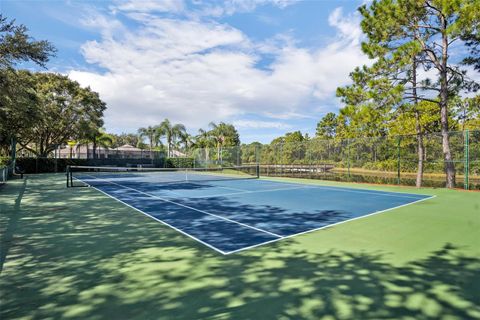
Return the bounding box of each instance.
[1,174,479,319]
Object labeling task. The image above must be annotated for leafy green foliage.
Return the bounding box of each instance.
[336,0,480,188]
[157,119,187,157]
[0,70,39,155]
[164,157,194,168]
[452,95,480,130]
[0,156,10,167]
[0,15,56,156]
[316,113,338,139]
[0,14,56,69]
[110,133,141,148]
[16,73,106,157]
[138,126,158,150]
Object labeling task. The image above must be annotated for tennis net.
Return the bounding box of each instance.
[66,165,259,187]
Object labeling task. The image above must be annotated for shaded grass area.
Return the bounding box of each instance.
[0,174,479,319]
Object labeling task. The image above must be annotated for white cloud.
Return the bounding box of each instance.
[68,5,369,134]
[79,12,126,40]
[328,7,363,46]
[262,111,315,120]
[193,0,297,17]
[113,0,185,13]
[232,120,292,129]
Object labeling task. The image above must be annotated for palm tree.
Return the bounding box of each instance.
[157,119,186,157]
[177,132,195,154]
[77,129,113,159]
[137,126,157,152]
[195,128,214,163]
[208,122,226,163]
[93,132,114,158]
[208,122,240,164]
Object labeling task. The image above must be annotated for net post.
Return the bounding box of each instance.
[66,165,70,188]
[256,164,260,178]
[464,129,469,190]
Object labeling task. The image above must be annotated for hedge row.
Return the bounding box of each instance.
[16,157,195,174]
[164,157,194,168]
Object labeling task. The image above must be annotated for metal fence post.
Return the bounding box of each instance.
[464,129,469,190]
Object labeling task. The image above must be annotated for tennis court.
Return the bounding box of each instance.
[67,165,433,254]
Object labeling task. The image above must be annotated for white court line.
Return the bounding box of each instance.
[190,185,314,199]
[257,178,428,200]
[81,181,229,255]
[223,194,437,254]
[82,175,283,238]
[73,175,436,255]
[170,179,427,200]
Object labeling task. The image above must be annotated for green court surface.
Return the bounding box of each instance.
[1,174,479,319]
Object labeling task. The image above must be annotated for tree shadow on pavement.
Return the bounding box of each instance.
[1,174,479,319]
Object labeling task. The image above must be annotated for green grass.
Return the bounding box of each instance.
[1,174,479,319]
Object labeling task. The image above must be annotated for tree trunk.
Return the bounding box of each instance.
[11,137,17,169]
[439,14,455,188]
[414,110,424,188]
[93,137,97,159]
[412,56,424,188]
[441,97,455,188]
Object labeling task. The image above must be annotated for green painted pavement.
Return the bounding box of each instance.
[1,174,479,319]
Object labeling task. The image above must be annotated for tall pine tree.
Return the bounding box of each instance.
[342,0,479,188]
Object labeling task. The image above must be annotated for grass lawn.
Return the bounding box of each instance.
[1,173,479,319]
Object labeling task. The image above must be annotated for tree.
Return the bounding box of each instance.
[340,1,423,184]
[17,73,106,157]
[0,15,56,69]
[316,112,338,139]
[461,33,480,72]
[208,122,240,163]
[355,0,479,188]
[0,70,38,155]
[241,142,262,164]
[110,133,141,148]
[92,131,114,158]
[389,101,442,136]
[137,126,157,152]
[284,131,304,144]
[179,133,195,152]
[195,128,215,164]
[76,129,113,159]
[459,1,480,72]
[0,15,56,156]
[453,95,480,130]
[157,119,186,157]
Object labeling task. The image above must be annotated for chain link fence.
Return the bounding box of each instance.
[6,130,479,189]
[192,130,479,190]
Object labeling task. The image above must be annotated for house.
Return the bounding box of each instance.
[57,144,159,159]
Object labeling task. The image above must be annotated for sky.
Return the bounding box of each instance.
[4,0,375,143]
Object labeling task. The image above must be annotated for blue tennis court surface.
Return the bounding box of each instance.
[76,174,433,254]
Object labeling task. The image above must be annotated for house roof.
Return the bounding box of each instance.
[116,144,141,151]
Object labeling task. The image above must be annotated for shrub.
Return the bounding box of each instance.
[164,158,194,168]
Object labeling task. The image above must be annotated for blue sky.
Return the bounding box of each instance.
[3,0,371,143]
